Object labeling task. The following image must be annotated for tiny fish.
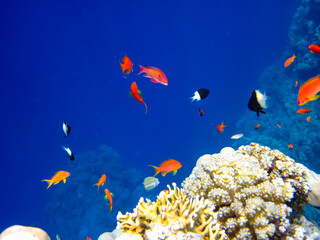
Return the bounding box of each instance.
[138,65,168,85]
[143,176,160,191]
[87,237,92,240]
[284,54,296,68]
[42,171,70,189]
[217,121,226,133]
[63,121,71,136]
[62,146,75,161]
[56,234,61,240]
[120,54,133,76]
[254,124,260,130]
[149,159,182,177]
[199,108,205,116]
[307,116,311,123]
[295,81,298,87]
[288,144,293,149]
[231,134,243,139]
[104,188,113,212]
[93,174,106,190]
[131,82,147,114]
[277,124,281,128]
[309,44,320,54]
[296,108,312,114]
[248,90,267,117]
[190,88,210,102]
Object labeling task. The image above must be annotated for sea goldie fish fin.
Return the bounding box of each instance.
[149,165,160,177]
[63,179,66,183]
[310,95,320,102]
[173,169,177,175]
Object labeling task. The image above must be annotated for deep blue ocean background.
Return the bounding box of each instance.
[3,0,319,239]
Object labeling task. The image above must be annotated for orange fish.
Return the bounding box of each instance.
[93,174,106,190]
[284,54,296,68]
[131,82,147,113]
[217,122,226,133]
[295,81,298,87]
[296,108,312,114]
[161,190,170,194]
[149,159,182,177]
[119,54,133,76]
[42,171,70,189]
[138,65,168,86]
[307,116,311,123]
[277,124,281,128]
[297,74,320,106]
[309,44,320,54]
[87,237,92,240]
[104,188,113,212]
[254,124,260,130]
[288,144,293,149]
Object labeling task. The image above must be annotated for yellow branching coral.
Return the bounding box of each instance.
[117,183,226,240]
[182,143,310,239]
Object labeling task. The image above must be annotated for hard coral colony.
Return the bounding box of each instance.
[117,143,320,240]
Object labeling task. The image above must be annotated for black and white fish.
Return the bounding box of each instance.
[190,88,210,102]
[63,121,71,136]
[62,146,75,161]
[248,90,267,117]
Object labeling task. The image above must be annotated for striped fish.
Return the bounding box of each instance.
[143,177,160,191]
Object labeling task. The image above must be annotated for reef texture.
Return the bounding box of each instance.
[0,225,51,240]
[117,182,226,240]
[117,143,320,240]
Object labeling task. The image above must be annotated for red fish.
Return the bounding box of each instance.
[130,82,147,113]
[309,44,320,54]
[119,54,133,76]
[288,144,293,149]
[93,174,106,190]
[87,237,92,240]
[296,108,312,114]
[104,188,113,212]
[149,159,182,177]
[307,116,311,123]
[284,54,296,68]
[217,122,226,133]
[138,65,168,86]
[254,124,260,130]
[297,74,320,106]
[295,81,298,87]
[277,124,281,128]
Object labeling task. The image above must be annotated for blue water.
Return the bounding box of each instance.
[0,0,308,239]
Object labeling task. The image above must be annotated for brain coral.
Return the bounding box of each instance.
[182,143,310,240]
[117,182,226,240]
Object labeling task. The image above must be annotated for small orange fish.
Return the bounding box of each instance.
[277,124,281,128]
[104,188,113,212]
[284,54,296,68]
[42,171,70,189]
[93,174,106,190]
[217,121,226,133]
[131,82,147,113]
[119,54,133,76]
[296,108,312,114]
[307,116,311,123]
[87,237,92,240]
[295,81,298,87]
[309,44,320,54]
[149,159,182,177]
[288,144,293,149]
[297,74,320,106]
[254,124,260,130]
[138,65,168,86]
[161,190,170,194]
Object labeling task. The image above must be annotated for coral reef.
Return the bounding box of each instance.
[0,225,51,240]
[117,143,320,240]
[117,182,226,240]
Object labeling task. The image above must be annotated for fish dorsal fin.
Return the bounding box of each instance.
[160,159,173,167]
[303,74,320,86]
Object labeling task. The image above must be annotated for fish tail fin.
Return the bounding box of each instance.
[92,183,99,190]
[149,165,160,177]
[189,96,196,102]
[108,203,112,212]
[143,102,148,114]
[138,65,144,75]
[42,179,53,189]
